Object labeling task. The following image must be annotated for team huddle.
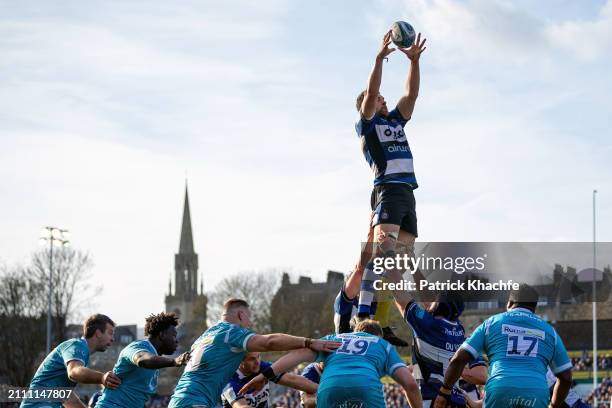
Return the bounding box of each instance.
[21,31,590,408]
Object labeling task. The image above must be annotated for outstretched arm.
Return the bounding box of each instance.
[66,360,121,389]
[361,31,396,120]
[396,33,426,121]
[392,366,423,408]
[278,372,319,395]
[239,348,318,395]
[133,351,190,369]
[246,334,340,353]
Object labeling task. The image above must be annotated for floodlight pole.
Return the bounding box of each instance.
[592,189,597,403]
[41,227,69,354]
[46,237,54,354]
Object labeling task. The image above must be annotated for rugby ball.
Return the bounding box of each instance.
[391,21,416,48]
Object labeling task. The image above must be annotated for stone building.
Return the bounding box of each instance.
[270,271,344,337]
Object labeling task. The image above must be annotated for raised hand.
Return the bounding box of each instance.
[377,30,397,60]
[102,371,121,389]
[174,351,191,367]
[238,373,266,395]
[399,32,427,61]
[308,339,342,352]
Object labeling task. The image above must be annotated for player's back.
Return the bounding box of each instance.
[319,332,402,389]
[474,308,569,391]
[169,321,254,408]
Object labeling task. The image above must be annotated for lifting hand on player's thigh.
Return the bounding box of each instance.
[344,212,376,299]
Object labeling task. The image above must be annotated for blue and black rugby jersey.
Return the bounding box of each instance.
[356,108,417,187]
[222,361,274,408]
[404,301,485,401]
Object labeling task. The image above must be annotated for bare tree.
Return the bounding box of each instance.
[207,270,281,333]
[29,248,100,340]
[0,265,46,386]
[0,248,100,386]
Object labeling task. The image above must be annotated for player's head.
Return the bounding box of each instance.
[429,292,465,321]
[239,352,262,376]
[507,283,539,312]
[144,312,180,355]
[353,319,383,337]
[356,90,389,117]
[83,314,115,352]
[222,298,251,328]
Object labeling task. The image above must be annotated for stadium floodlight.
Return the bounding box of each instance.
[39,226,70,354]
[592,189,597,406]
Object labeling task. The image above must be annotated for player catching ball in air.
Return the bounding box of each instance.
[354,30,427,331]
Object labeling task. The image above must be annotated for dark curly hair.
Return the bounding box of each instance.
[144,312,179,337]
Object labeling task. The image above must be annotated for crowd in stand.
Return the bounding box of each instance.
[586,377,612,408]
[573,353,612,371]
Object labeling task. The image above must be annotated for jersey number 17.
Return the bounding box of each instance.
[506,335,538,357]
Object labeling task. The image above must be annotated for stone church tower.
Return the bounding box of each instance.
[165,184,207,332]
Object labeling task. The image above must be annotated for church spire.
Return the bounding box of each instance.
[179,183,194,254]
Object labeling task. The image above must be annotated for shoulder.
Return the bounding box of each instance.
[126,339,154,354]
[61,338,81,347]
[387,108,409,123]
[356,114,380,131]
[321,334,339,342]
[376,336,393,352]
[405,300,429,319]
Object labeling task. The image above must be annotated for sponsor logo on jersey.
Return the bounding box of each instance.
[387,145,409,153]
[375,124,407,143]
[501,324,545,340]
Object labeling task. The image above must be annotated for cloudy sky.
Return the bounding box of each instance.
[1,0,611,325]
